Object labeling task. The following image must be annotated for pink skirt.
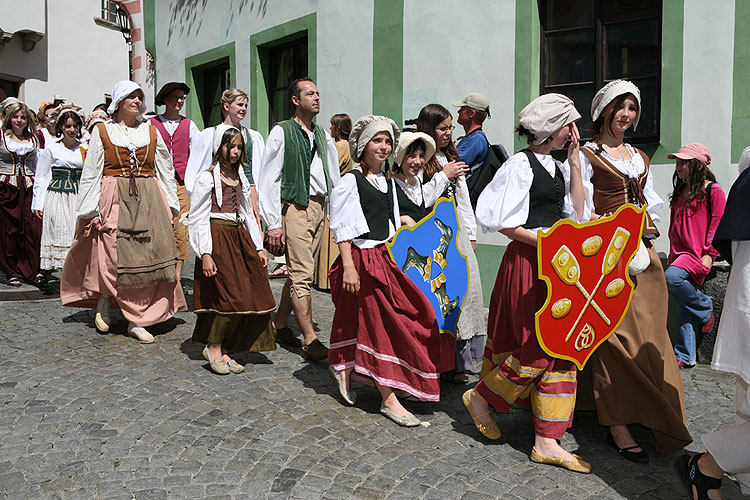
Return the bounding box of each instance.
[60,176,187,327]
[328,245,452,402]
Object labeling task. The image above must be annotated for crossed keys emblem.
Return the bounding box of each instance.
[551,227,631,350]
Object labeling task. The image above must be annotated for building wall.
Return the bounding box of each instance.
[0,0,130,114]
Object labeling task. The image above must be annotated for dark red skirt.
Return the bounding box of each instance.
[0,177,41,281]
[328,244,453,402]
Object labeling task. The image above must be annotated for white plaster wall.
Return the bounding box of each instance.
[402,0,516,248]
[0,0,129,115]
[152,0,374,132]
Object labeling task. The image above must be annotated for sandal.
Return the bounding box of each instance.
[7,277,22,287]
[268,264,288,279]
[32,273,47,286]
[675,454,722,500]
[441,370,469,384]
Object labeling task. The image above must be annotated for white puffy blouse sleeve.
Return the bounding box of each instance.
[421,171,450,207]
[239,169,264,251]
[642,167,663,222]
[453,175,477,239]
[257,125,284,230]
[188,170,214,257]
[76,126,105,220]
[32,146,53,211]
[184,127,213,195]
[475,152,535,232]
[329,172,369,243]
[152,130,179,216]
[249,129,265,187]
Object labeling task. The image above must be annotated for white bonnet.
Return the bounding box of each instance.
[591,80,641,130]
[349,115,400,162]
[107,80,147,120]
[393,132,436,166]
[518,93,581,145]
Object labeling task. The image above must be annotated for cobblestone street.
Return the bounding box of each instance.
[0,277,745,500]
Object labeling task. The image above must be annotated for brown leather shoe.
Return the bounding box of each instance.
[302,339,329,361]
[275,327,302,348]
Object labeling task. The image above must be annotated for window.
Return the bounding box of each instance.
[101,0,118,24]
[199,62,231,127]
[0,79,20,101]
[266,38,308,130]
[540,0,661,143]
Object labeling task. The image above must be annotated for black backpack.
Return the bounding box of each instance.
[466,140,509,210]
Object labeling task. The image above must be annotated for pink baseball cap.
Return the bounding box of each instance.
[668,142,711,165]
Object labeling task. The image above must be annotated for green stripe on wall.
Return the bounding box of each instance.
[731,0,750,162]
[513,0,541,154]
[143,0,156,93]
[183,42,237,129]
[372,0,403,125]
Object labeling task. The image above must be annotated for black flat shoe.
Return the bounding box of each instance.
[674,453,722,500]
[607,432,649,464]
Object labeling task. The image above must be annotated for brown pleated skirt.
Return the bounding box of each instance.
[192,219,276,352]
[576,243,692,453]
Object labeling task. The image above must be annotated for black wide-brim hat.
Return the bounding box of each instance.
[155,82,190,106]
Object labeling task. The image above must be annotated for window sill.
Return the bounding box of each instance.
[93,17,121,31]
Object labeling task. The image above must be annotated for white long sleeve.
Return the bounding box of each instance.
[453,176,477,240]
[76,127,105,219]
[31,147,53,211]
[421,171,450,207]
[184,127,213,194]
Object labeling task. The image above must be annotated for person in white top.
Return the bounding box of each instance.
[184,89,265,235]
[0,100,42,286]
[416,103,485,383]
[150,82,202,279]
[60,80,187,344]
[36,102,57,149]
[32,104,87,271]
[465,93,591,473]
[257,78,340,360]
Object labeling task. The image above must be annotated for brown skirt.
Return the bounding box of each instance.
[192,219,276,352]
[576,243,692,453]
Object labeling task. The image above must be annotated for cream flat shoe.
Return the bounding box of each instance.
[126,323,154,344]
[95,297,111,332]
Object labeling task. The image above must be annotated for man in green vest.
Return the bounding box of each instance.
[258,78,340,361]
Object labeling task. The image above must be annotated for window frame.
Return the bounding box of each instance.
[539,0,662,146]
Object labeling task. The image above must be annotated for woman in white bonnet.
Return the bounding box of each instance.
[466,93,590,473]
[60,80,187,344]
[327,115,449,427]
[574,79,692,462]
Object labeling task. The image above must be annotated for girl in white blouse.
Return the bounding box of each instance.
[32,105,87,271]
[466,94,590,473]
[189,127,276,375]
[327,115,450,428]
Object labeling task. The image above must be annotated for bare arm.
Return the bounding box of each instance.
[500,226,538,247]
[337,240,360,295]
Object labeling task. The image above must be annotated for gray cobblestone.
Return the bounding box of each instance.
[0,277,746,499]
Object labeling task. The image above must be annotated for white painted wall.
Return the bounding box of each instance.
[152,0,374,129]
[0,0,129,115]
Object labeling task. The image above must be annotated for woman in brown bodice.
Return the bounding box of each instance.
[574,80,692,463]
[61,80,187,343]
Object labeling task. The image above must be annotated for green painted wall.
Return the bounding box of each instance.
[249,13,317,138]
[372,0,404,125]
[731,0,750,162]
[143,0,156,95]
[183,42,237,129]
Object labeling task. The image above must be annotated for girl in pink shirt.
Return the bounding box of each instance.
[665,143,726,368]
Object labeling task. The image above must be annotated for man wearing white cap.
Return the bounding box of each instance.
[452,92,490,181]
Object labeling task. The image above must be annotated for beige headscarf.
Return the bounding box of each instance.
[393,131,436,165]
[349,115,400,162]
[591,79,642,130]
[518,93,581,145]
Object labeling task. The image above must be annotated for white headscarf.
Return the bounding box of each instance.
[212,123,241,154]
[349,115,400,162]
[591,80,642,130]
[518,93,581,145]
[107,80,147,120]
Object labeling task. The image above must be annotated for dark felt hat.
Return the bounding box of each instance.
[155,82,190,106]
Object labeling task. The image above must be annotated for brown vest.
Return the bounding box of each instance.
[208,166,241,216]
[98,123,157,178]
[582,145,659,237]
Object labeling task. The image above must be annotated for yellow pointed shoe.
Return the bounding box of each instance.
[530,447,591,474]
[462,389,501,440]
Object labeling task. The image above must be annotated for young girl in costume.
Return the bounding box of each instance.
[32,105,87,272]
[417,104,484,383]
[665,143,725,369]
[391,131,436,227]
[189,127,276,375]
[575,80,692,462]
[327,115,449,427]
[466,93,590,473]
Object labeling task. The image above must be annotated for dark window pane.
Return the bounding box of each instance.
[603,0,661,22]
[605,20,660,79]
[202,62,230,127]
[625,78,659,140]
[544,85,595,139]
[544,0,595,30]
[545,31,595,85]
[267,38,308,128]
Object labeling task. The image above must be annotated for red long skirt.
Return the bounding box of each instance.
[328,244,453,402]
[0,177,41,281]
[474,240,578,439]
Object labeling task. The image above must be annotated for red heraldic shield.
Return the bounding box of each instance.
[535,204,646,369]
